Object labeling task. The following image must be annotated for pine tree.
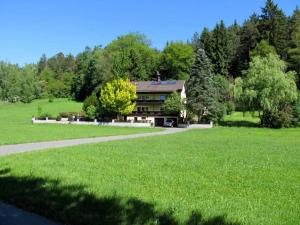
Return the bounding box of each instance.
[190,32,202,52]
[287,7,300,88]
[259,0,289,58]
[186,49,217,122]
[200,27,214,61]
[237,14,260,74]
[227,21,241,77]
[211,20,229,76]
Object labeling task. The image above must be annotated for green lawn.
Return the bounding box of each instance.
[0,99,161,145]
[0,127,299,225]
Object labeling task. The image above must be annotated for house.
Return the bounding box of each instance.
[127,78,186,127]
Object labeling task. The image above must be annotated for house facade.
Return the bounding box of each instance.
[127,80,186,127]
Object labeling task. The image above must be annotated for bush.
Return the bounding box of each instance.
[37,113,53,120]
[56,115,62,121]
[86,105,97,120]
[59,112,85,118]
[261,107,293,128]
[292,94,300,127]
[83,94,99,112]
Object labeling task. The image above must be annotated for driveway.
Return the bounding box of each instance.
[0,128,186,156]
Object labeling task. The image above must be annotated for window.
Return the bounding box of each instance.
[160,95,166,101]
[138,95,150,100]
[137,107,148,112]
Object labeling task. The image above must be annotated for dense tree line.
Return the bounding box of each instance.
[0,0,299,127]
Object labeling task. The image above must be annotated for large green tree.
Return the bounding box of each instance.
[235,54,298,127]
[237,14,260,74]
[105,33,159,81]
[163,92,184,115]
[227,21,241,77]
[100,78,137,117]
[37,52,76,98]
[250,39,277,58]
[287,7,300,88]
[186,49,217,122]
[259,0,289,58]
[0,62,40,103]
[72,47,112,101]
[211,20,230,76]
[159,42,195,80]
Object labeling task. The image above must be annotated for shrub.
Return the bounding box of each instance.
[86,105,97,120]
[261,106,293,128]
[59,112,85,118]
[292,94,300,127]
[83,94,99,112]
[37,113,53,120]
[56,115,62,121]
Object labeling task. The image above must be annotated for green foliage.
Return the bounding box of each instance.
[211,20,230,76]
[292,92,300,127]
[86,105,97,120]
[38,53,75,98]
[214,75,235,116]
[105,33,159,81]
[163,92,184,115]
[100,78,137,116]
[0,62,40,103]
[250,40,277,58]
[259,0,289,58]
[83,94,99,112]
[227,21,241,77]
[287,8,300,88]
[237,15,260,74]
[159,42,195,80]
[186,49,218,122]
[235,54,298,127]
[72,47,112,101]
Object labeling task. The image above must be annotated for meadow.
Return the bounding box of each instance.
[0,99,160,145]
[0,124,299,224]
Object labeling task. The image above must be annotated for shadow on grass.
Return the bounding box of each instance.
[0,168,240,225]
[219,120,259,128]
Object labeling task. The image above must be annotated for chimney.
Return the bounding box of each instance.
[156,71,161,82]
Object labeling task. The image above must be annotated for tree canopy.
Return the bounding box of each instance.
[235,54,298,127]
[100,78,137,116]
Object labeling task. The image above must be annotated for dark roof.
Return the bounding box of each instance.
[133,80,185,93]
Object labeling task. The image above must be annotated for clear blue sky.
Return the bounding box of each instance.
[0,0,298,65]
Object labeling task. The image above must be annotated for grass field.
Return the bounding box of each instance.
[0,126,299,225]
[0,99,161,145]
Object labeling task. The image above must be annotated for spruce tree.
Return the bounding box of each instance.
[227,21,241,77]
[237,14,260,74]
[200,27,215,61]
[287,8,300,88]
[186,49,217,122]
[211,20,229,76]
[259,0,289,58]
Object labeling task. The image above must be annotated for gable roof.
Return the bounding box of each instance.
[133,80,185,93]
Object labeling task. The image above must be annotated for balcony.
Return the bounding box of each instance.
[131,111,165,116]
[135,99,164,104]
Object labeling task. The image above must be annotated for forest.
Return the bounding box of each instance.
[0,0,299,127]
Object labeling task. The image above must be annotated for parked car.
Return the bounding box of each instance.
[163,119,174,127]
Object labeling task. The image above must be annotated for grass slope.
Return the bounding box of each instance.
[0,99,160,145]
[0,127,299,225]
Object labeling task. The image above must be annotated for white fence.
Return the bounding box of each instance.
[32,117,152,128]
[32,117,213,129]
[178,121,213,129]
